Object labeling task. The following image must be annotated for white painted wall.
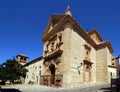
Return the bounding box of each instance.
[24,59,43,85]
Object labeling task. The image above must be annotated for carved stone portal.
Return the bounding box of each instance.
[83,63,92,83]
[49,64,55,85]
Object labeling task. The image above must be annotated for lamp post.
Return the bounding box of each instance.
[115,55,120,91]
[77,62,83,75]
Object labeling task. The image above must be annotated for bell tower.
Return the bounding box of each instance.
[16,54,29,65]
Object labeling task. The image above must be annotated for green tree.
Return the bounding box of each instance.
[0,64,7,84]
[0,58,28,84]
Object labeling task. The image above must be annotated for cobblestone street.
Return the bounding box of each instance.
[0,83,116,92]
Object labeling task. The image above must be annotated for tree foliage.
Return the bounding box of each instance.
[0,64,7,84]
[0,58,28,84]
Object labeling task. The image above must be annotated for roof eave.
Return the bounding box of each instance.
[96,41,114,53]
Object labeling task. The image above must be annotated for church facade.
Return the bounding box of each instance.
[23,7,116,87]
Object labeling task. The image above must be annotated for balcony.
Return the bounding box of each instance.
[83,57,93,64]
[44,49,63,60]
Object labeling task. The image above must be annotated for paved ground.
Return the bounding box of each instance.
[0,83,117,92]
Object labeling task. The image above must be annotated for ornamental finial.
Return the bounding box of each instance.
[65,5,72,16]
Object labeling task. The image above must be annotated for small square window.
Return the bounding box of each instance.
[112,63,115,65]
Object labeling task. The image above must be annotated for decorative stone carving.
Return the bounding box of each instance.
[58,33,62,41]
[45,41,49,50]
[44,61,49,67]
[44,41,49,56]
[63,23,73,29]
[56,57,61,64]
[51,41,54,51]
[84,43,91,50]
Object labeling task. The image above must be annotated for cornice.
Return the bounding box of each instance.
[42,14,114,54]
[42,15,65,41]
[96,41,114,53]
[44,50,63,61]
[16,54,29,58]
[42,16,53,40]
[42,15,68,42]
[108,65,116,68]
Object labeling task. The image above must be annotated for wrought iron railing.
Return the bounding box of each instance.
[40,75,63,87]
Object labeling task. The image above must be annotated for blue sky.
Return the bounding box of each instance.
[0,0,120,64]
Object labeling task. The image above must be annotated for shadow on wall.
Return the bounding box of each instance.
[0,88,21,92]
[99,86,116,92]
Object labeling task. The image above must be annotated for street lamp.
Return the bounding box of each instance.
[71,62,83,75]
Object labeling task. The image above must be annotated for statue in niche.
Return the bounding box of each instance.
[57,33,62,43]
[56,43,59,50]
[44,41,49,53]
[56,37,59,50]
[56,33,62,50]
[51,41,54,51]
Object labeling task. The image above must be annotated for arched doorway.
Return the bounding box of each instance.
[49,64,56,85]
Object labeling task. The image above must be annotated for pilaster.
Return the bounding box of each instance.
[62,23,72,87]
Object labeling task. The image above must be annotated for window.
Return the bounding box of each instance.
[110,72,112,77]
[24,58,26,61]
[86,51,89,54]
[118,58,120,64]
[51,41,54,45]
[21,57,23,60]
[112,63,115,65]
[39,71,41,76]
[112,59,114,60]
[84,43,91,59]
[86,50,90,59]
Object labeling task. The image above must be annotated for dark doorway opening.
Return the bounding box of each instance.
[49,64,56,85]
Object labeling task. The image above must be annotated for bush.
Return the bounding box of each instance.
[13,80,21,84]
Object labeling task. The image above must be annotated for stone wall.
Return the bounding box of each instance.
[96,47,108,82]
[70,29,96,86]
[70,28,85,86]
[62,24,97,87]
